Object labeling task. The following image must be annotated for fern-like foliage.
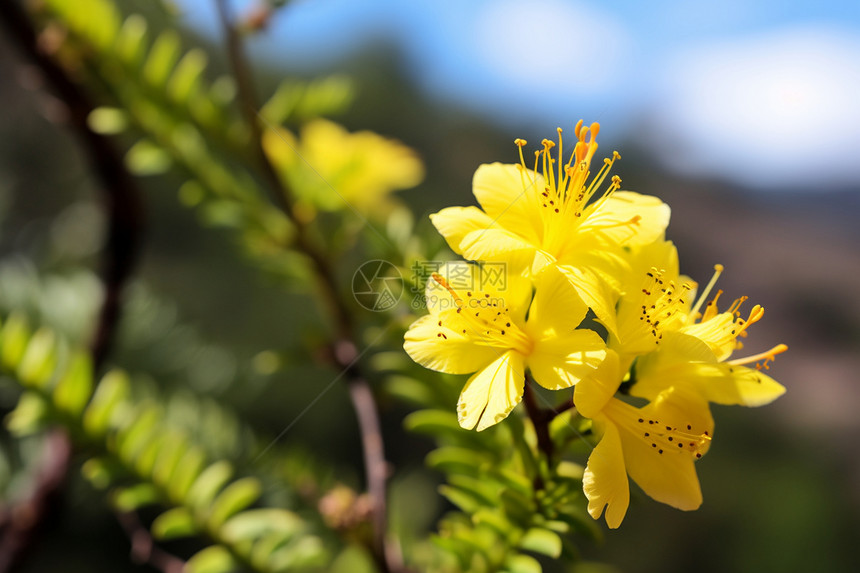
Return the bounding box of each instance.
[0,311,329,573]
[40,0,353,288]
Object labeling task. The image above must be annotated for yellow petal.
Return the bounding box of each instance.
[620,389,708,511]
[573,350,622,418]
[635,360,786,407]
[457,351,525,431]
[527,267,589,335]
[472,163,542,245]
[584,191,671,247]
[403,314,499,375]
[583,419,630,529]
[429,206,499,256]
[554,264,619,336]
[460,228,538,271]
[528,330,606,390]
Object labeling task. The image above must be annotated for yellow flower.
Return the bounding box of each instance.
[575,351,713,529]
[630,263,787,408]
[575,261,786,528]
[429,122,670,332]
[262,118,424,216]
[403,266,606,431]
[612,240,693,360]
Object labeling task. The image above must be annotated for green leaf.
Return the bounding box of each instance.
[472,508,515,538]
[220,509,302,543]
[488,467,534,499]
[168,48,208,103]
[126,139,172,175]
[16,327,58,389]
[143,30,181,87]
[83,370,131,436]
[293,75,353,119]
[267,536,327,570]
[112,483,161,511]
[81,457,126,490]
[426,446,489,477]
[383,375,437,408]
[115,404,162,464]
[1,312,31,371]
[115,14,148,66]
[152,507,197,540]
[505,554,543,573]
[187,460,233,512]
[5,392,48,435]
[53,351,94,416]
[167,445,206,502]
[448,474,500,507]
[404,409,461,437]
[87,107,129,135]
[439,484,484,514]
[208,477,262,530]
[151,431,188,488]
[519,528,562,558]
[185,545,238,573]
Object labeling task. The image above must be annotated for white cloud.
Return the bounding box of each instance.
[473,0,630,95]
[655,25,860,189]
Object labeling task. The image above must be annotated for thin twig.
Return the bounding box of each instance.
[0,430,71,573]
[212,2,396,571]
[522,377,554,467]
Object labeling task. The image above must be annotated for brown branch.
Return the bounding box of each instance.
[522,377,554,470]
[0,430,71,573]
[0,0,145,371]
[212,2,396,571]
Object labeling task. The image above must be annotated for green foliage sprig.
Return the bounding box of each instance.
[0,311,328,573]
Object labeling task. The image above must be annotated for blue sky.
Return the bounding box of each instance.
[178,0,860,190]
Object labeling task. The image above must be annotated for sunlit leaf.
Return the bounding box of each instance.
[152,507,197,540]
[1,312,31,372]
[208,477,262,529]
[17,327,58,389]
[88,107,129,135]
[519,528,562,558]
[53,351,94,416]
[81,457,126,490]
[185,545,237,573]
[143,30,181,87]
[126,139,172,176]
[112,483,161,511]
[187,460,233,513]
[115,14,148,66]
[83,370,131,436]
[5,392,48,435]
[220,509,302,543]
[167,445,206,502]
[168,48,208,103]
[506,554,543,573]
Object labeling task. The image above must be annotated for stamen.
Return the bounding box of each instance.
[690,264,724,319]
[429,273,532,354]
[728,343,788,369]
[606,399,711,459]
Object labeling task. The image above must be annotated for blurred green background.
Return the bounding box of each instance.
[1,0,859,571]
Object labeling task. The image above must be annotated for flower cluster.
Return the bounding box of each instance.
[404,121,786,527]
